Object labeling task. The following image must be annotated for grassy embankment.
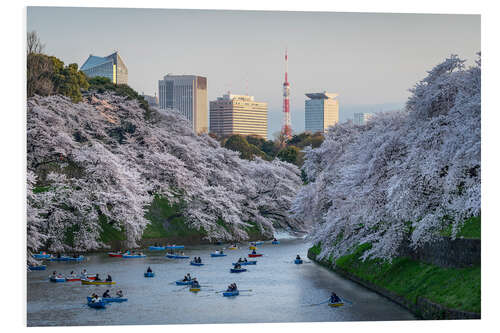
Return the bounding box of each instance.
[309,216,480,314]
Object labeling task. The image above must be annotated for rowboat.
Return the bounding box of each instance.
[223,290,239,297]
[294,259,303,264]
[166,245,185,250]
[108,252,123,257]
[210,253,227,257]
[144,272,155,277]
[29,265,46,271]
[47,256,69,262]
[148,246,165,251]
[254,241,264,245]
[49,276,65,282]
[328,302,344,307]
[166,254,189,259]
[81,279,116,285]
[189,287,201,292]
[230,268,247,273]
[232,261,256,266]
[66,256,84,261]
[65,276,81,282]
[33,252,51,259]
[190,261,204,266]
[122,254,146,258]
[87,297,128,303]
[271,241,280,244]
[175,280,194,285]
[248,254,262,257]
[87,300,106,309]
[227,246,238,250]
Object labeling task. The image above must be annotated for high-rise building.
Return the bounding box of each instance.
[353,112,374,125]
[158,75,208,133]
[305,92,339,133]
[80,51,128,84]
[141,93,159,107]
[210,93,268,139]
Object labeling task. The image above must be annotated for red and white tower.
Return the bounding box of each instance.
[282,49,292,139]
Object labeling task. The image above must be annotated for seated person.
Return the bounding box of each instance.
[105,274,112,282]
[252,250,257,254]
[116,290,124,298]
[103,290,110,298]
[244,258,248,262]
[296,254,301,260]
[147,266,152,273]
[191,279,200,288]
[330,292,341,303]
[94,274,101,281]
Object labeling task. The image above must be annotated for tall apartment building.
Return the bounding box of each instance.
[210,94,268,139]
[353,112,374,125]
[80,51,128,84]
[158,75,208,133]
[305,92,339,133]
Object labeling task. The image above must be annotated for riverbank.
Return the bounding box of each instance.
[308,243,480,320]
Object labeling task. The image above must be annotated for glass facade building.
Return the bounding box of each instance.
[158,75,208,134]
[305,92,339,133]
[80,52,128,85]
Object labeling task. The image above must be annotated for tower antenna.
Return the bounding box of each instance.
[281,48,292,139]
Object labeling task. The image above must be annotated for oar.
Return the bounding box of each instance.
[238,289,253,292]
[303,299,329,306]
[340,298,353,304]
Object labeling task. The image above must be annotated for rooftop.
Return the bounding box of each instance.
[305,92,339,100]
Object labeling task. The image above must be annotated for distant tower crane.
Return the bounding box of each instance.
[281,49,292,139]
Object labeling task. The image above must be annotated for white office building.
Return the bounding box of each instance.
[305,92,339,133]
[158,74,208,133]
[353,112,374,125]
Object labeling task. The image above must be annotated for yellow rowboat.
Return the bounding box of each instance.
[249,246,257,250]
[189,287,201,292]
[228,247,238,250]
[81,280,116,285]
[328,302,344,307]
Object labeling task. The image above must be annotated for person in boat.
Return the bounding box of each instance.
[116,290,124,298]
[238,257,243,263]
[52,271,57,276]
[214,250,219,254]
[191,278,200,288]
[244,258,248,262]
[154,242,159,247]
[56,253,61,258]
[105,274,112,282]
[235,263,242,269]
[220,249,224,254]
[330,292,341,303]
[273,238,277,241]
[90,293,99,302]
[252,249,257,254]
[94,273,101,281]
[103,290,110,298]
[198,257,202,263]
[296,254,301,260]
[147,266,152,273]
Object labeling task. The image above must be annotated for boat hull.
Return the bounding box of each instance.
[166,245,185,250]
[223,290,240,297]
[122,255,146,258]
[81,280,116,285]
[87,301,106,309]
[87,297,128,303]
[166,254,189,259]
[328,302,344,307]
[29,265,46,270]
[210,253,227,257]
[190,262,204,266]
[148,246,165,251]
[175,280,194,285]
[49,277,65,282]
[108,252,123,257]
[232,261,256,266]
[230,268,247,273]
[144,272,155,277]
[248,254,262,257]
[294,259,303,264]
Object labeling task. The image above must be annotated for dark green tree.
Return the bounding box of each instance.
[277,145,301,165]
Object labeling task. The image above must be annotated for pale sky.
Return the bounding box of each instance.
[27,7,480,137]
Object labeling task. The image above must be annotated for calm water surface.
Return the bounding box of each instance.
[27,238,415,326]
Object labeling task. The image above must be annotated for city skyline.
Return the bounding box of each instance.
[27,7,480,137]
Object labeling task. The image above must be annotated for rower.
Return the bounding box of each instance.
[105,274,112,282]
[234,263,242,269]
[252,249,257,254]
[296,254,301,260]
[244,258,248,262]
[94,274,101,281]
[238,258,243,263]
[191,278,200,288]
[147,266,152,273]
[103,290,110,298]
[330,292,341,303]
[116,290,124,298]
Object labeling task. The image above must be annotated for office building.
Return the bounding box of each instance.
[210,94,268,139]
[305,92,339,133]
[353,112,374,125]
[80,51,128,84]
[141,93,159,107]
[158,75,208,133]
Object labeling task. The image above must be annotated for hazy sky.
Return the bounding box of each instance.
[27,7,480,137]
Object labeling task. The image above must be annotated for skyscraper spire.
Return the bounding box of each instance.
[282,48,292,139]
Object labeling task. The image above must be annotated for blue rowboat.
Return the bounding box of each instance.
[87,300,106,309]
[66,256,84,261]
[210,253,227,257]
[175,280,194,285]
[87,296,128,303]
[166,254,189,259]
[254,241,264,245]
[47,256,69,262]
[232,261,256,266]
[29,265,46,271]
[148,246,165,251]
[272,241,280,244]
[223,290,240,297]
[122,254,146,258]
[294,259,303,264]
[230,268,247,273]
[49,276,66,282]
[190,261,204,266]
[144,272,155,277]
[33,252,51,259]
[166,245,185,250]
